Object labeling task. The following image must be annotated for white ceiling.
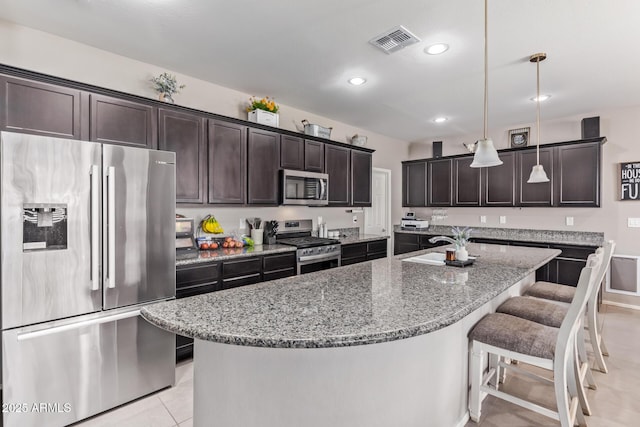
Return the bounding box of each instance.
[1,0,639,142]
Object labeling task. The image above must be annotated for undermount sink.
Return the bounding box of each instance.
[402,252,446,266]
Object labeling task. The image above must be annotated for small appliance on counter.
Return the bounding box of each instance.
[401,212,430,230]
[176,217,197,258]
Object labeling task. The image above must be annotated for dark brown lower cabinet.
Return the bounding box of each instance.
[393,233,448,255]
[175,252,296,360]
[341,239,388,265]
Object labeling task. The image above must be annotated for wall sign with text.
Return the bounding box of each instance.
[621,162,640,200]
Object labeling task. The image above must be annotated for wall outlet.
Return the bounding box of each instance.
[566,216,574,226]
[352,215,358,224]
[499,216,507,224]
[239,218,246,229]
[628,218,640,228]
[480,215,487,224]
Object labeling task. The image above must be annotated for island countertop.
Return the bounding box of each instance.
[142,243,561,349]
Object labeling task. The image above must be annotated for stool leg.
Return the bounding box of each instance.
[469,342,484,423]
[566,347,588,427]
[588,302,609,372]
[489,353,500,388]
[574,339,593,416]
[577,327,597,390]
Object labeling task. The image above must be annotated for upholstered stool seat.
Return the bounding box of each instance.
[497,296,568,328]
[525,281,576,303]
[469,312,558,360]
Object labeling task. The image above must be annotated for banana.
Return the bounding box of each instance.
[200,215,224,234]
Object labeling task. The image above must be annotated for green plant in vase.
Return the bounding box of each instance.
[150,72,185,103]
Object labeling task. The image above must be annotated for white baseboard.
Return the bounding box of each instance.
[455,411,470,427]
[602,300,640,311]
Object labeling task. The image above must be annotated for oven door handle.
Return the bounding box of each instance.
[299,253,340,263]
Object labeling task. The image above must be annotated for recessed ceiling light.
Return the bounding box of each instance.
[425,43,450,55]
[348,77,367,86]
[434,117,448,123]
[530,94,551,102]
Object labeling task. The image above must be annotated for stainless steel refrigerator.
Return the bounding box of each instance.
[0,131,176,427]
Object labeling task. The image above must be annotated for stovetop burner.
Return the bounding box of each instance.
[277,236,340,249]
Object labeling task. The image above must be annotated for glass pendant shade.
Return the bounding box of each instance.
[470,138,503,167]
[527,164,550,183]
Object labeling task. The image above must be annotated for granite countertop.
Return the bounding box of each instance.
[143,243,559,349]
[176,244,296,266]
[394,225,604,247]
[339,234,390,245]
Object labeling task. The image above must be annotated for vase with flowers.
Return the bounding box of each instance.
[150,72,185,103]
[246,96,280,127]
[451,226,472,261]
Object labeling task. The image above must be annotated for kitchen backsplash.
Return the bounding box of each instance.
[176,206,364,237]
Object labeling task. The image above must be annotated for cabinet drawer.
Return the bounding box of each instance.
[342,255,367,266]
[342,243,367,259]
[222,273,262,289]
[471,238,512,246]
[263,252,296,272]
[367,251,387,261]
[367,240,387,254]
[552,245,596,260]
[176,282,219,298]
[176,263,220,289]
[223,257,262,278]
[263,268,296,282]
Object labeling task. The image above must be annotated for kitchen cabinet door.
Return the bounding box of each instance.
[0,75,84,140]
[517,147,554,206]
[555,141,601,207]
[280,135,304,170]
[428,158,453,206]
[341,243,367,266]
[247,128,280,205]
[158,108,206,204]
[90,94,157,148]
[483,152,516,206]
[402,162,427,207]
[351,150,372,206]
[394,232,420,255]
[304,139,324,172]
[208,120,247,204]
[325,144,351,206]
[453,156,480,206]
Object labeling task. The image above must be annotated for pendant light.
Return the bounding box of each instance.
[470,0,502,168]
[527,52,550,183]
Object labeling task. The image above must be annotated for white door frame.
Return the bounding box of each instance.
[365,167,392,254]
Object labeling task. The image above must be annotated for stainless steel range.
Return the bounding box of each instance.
[276,219,341,274]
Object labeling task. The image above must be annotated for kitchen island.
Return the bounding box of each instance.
[142,243,561,427]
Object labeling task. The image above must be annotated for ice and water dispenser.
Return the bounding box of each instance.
[22,203,68,251]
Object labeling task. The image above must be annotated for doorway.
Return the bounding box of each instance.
[364,168,391,254]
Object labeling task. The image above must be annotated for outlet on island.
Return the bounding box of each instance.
[352,215,358,224]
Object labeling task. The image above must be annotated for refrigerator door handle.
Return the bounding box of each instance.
[106,166,116,289]
[16,309,141,341]
[90,164,100,291]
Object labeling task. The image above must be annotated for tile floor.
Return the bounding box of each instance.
[76,304,639,427]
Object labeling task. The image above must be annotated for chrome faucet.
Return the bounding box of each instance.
[428,235,457,245]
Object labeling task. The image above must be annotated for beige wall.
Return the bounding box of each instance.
[408,107,640,306]
[0,19,409,233]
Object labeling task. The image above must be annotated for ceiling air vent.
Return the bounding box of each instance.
[369,25,421,54]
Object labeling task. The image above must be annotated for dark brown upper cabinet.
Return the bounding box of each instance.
[351,150,372,207]
[158,108,206,204]
[517,147,554,207]
[428,158,453,206]
[304,139,324,172]
[402,162,427,207]
[453,156,481,206]
[247,128,280,205]
[325,144,351,206]
[208,120,246,204]
[483,151,516,206]
[555,141,600,207]
[90,94,157,148]
[280,135,304,170]
[0,75,83,140]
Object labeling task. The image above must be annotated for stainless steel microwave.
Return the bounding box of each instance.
[280,169,329,205]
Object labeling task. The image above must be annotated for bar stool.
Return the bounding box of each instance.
[468,256,601,427]
[496,244,612,416]
[524,241,615,374]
